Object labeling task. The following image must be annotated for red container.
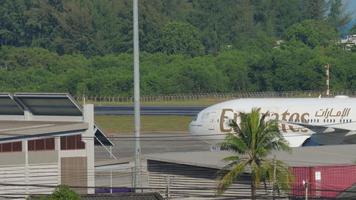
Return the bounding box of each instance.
[292,165,356,198]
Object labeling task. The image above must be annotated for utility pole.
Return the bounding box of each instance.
[133,0,141,190]
[303,180,308,200]
[165,176,171,200]
[325,64,330,96]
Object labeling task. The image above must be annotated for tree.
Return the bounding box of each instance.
[0,0,30,46]
[270,41,326,91]
[217,108,292,199]
[47,185,81,200]
[302,0,327,20]
[160,21,203,56]
[327,0,350,31]
[268,0,303,37]
[31,185,81,200]
[349,24,356,35]
[215,50,250,91]
[173,56,228,93]
[284,20,338,48]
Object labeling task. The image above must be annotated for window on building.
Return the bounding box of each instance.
[60,135,85,150]
[0,141,22,153]
[28,138,55,151]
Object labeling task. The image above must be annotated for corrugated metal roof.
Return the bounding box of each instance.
[0,121,88,141]
[145,151,231,169]
[337,184,356,199]
[0,120,113,146]
[145,144,356,169]
[81,193,164,200]
[29,193,163,200]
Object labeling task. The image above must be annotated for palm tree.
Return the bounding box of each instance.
[217,108,293,199]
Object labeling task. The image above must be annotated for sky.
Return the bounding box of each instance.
[342,0,356,34]
[343,0,356,18]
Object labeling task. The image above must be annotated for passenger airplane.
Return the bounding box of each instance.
[189,96,356,147]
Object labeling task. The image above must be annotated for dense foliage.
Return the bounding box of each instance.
[0,0,355,96]
[32,185,81,200]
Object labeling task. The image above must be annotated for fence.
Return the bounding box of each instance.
[75,90,356,104]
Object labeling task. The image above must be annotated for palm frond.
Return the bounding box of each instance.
[220,133,248,154]
[222,155,240,162]
[217,108,292,196]
[217,161,247,195]
[259,159,294,192]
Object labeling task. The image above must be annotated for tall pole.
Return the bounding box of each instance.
[303,180,308,200]
[305,182,308,200]
[133,0,141,190]
[325,64,330,96]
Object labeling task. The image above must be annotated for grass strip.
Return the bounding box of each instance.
[95,115,193,134]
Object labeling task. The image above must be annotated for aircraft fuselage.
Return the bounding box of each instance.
[189,97,356,147]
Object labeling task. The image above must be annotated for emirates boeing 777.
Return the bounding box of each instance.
[189,96,356,147]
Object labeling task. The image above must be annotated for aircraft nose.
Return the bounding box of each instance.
[189,120,202,135]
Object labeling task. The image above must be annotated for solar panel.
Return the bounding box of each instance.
[0,94,23,115]
[94,125,113,146]
[14,93,82,116]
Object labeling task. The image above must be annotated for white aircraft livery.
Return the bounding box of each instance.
[189,96,356,147]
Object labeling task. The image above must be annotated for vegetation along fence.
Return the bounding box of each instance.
[74,90,356,104]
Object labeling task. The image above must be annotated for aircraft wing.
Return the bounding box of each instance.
[283,121,350,134]
[280,121,351,145]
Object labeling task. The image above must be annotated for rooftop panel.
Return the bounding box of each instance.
[0,93,112,146]
[94,125,113,146]
[0,94,23,115]
[0,121,88,141]
[14,93,82,116]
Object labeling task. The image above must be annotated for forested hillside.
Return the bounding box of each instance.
[0,0,355,96]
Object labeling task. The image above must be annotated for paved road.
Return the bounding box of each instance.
[95,133,210,160]
[95,106,206,116]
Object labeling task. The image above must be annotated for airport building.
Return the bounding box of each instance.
[145,145,356,199]
[0,93,112,198]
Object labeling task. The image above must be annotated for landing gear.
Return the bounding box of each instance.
[210,145,221,152]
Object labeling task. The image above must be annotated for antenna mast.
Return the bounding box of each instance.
[325,64,330,96]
